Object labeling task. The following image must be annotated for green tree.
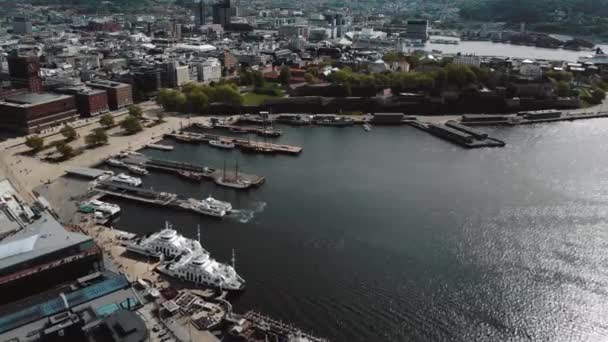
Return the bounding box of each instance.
[278,66,291,85]
[211,85,243,106]
[128,104,143,118]
[383,51,399,64]
[99,113,115,128]
[591,87,606,104]
[60,125,77,142]
[121,116,143,135]
[25,135,44,152]
[186,90,209,114]
[555,81,571,97]
[84,128,108,146]
[55,141,74,159]
[445,64,477,89]
[157,88,187,112]
[304,73,315,84]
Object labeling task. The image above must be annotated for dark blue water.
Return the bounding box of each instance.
[110,120,608,342]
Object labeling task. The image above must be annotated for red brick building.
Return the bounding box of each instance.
[57,87,109,117]
[0,93,78,134]
[87,80,133,110]
[7,55,43,93]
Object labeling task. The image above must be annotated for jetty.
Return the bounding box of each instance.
[94,181,224,217]
[102,155,265,188]
[407,120,506,148]
[239,311,328,342]
[166,132,302,155]
[460,110,608,126]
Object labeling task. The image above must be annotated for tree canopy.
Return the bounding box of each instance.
[99,113,115,128]
[85,128,108,147]
[121,116,143,135]
[60,125,77,142]
[25,135,44,152]
[128,105,143,118]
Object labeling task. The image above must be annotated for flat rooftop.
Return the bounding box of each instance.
[87,80,128,89]
[1,93,72,107]
[0,212,91,270]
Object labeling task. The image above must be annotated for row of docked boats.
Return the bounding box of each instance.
[106,158,150,176]
[125,224,245,291]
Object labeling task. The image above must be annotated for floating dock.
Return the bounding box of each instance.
[166,132,302,155]
[106,155,265,188]
[95,181,226,217]
[460,111,608,126]
[65,167,112,180]
[408,121,506,148]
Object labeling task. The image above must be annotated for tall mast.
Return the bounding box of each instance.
[232,248,236,270]
[197,224,201,244]
[235,160,239,180]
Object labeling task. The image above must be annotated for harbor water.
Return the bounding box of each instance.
[110,121,608,341]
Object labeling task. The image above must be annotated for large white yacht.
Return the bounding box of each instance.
[110,173,143,187]
[125,224,245,291]
[188,198,227,218]
[157,248,245,291]
[126,225,201,259]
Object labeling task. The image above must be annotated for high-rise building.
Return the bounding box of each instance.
[405,20,429,41]
[12,17,32,35]
[195,0,207,27]
[212,0,236,27]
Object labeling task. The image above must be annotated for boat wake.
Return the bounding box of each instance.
[228,201,267,223]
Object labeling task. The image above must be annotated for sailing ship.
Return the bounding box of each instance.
[214,160,252,189]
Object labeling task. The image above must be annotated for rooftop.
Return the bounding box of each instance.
[2,93,72,107]
[0,212,91,270]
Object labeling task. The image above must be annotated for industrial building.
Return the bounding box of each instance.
[0,92,78,134]
[87,80,133,110]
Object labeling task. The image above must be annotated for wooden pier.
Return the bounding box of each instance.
[166,132,302,155]
[407,121,506,149]
[242,311,328,342]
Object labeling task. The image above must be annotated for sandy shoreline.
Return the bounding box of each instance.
[0,104,213,198]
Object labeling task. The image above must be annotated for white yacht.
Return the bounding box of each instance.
[205,196,232,213]
[188,198,226,218]
[209,140,235,149]
[81,200,121,216]
[128,165,149,176]
[126,225,246,291]
[107,158,124,166]
[126,225,202,259]
[110,173,142,187]
[157,249,245,291]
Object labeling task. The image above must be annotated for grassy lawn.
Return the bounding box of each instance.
[243,93,278,105]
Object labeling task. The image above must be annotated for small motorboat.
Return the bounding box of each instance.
[363,124,372,132]
[209,140,235,149]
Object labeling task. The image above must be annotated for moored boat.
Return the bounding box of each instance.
[128,165,149,176]
[178,170,204,181]
[209,140,235,149]
[110,173,142,187]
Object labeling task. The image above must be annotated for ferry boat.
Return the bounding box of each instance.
[80,200,121,216]
[110,173,142,187]
[127,225,246,290]
[106,158,124,166]
[187,198,226,218]
[126,225,202,259]
[157,249,245,291]
[128,165,149,176]
[209,140,235,149]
